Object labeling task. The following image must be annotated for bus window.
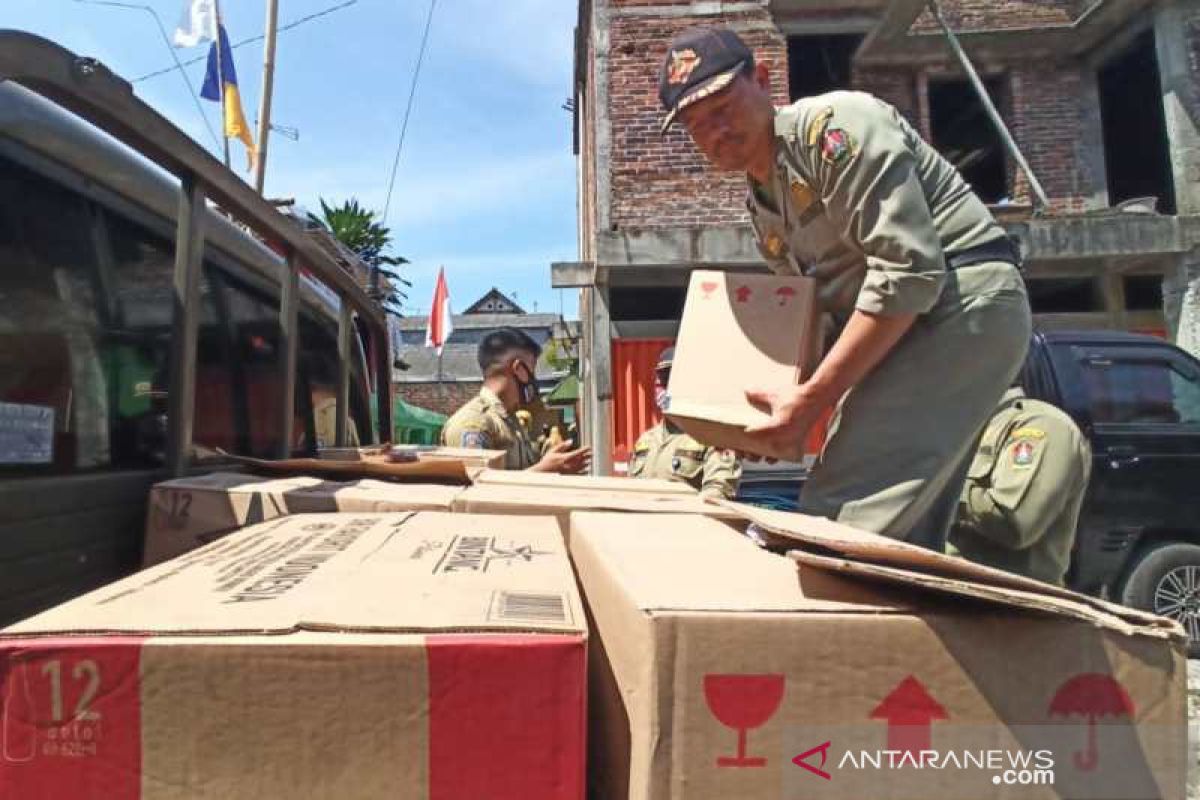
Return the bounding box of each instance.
[103,211,235,466]
[0,154,108,472]
[299,313,370,449]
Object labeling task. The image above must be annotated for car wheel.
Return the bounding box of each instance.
[1120,542,1200,657]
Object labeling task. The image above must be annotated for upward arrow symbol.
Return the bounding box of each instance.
[869,676,948,755]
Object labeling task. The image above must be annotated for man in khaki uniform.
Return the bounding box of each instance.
[441,327,590,473]
[950,387,1092,586]
[630,348,741,498]
[659,27,1032,549]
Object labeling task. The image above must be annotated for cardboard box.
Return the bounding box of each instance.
[2,512,586,799]
[665,269,818,460]
[571,505,1187,800]
[452,484,742,542]
[144,473,464,567]
[320,445,506,471]
[144,472,321,566]
[473,468,697,496]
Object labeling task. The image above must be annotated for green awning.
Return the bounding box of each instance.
[393,397,448,428]
[545,374,579,405]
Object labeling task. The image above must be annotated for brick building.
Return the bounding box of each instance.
[393,288,569,418]
[558,0,1200,473]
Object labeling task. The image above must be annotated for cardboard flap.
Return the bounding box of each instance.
[221,452,476,484]
[569,512,903,614]
[458,484,740,519]
[7,513,585,638]
[721,501,1182,639]
[791,550,1182,640]
[473,469,696,496]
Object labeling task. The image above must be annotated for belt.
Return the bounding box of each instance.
[946,236,1022,271]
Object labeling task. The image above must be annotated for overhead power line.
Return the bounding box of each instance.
[382,0,438,222]
[131,0,359,84]
[71,0,221,150]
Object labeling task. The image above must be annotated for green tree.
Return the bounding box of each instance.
[310,198,411,315]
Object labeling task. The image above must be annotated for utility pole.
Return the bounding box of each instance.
[214,0,231,168]
[253,0,280,194]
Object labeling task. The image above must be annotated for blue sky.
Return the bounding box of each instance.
[6,0,580,318]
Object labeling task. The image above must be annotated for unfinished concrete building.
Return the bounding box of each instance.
[558,0,1200,473]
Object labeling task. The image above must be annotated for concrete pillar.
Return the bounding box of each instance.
[1154,2,1200,356]
[1156,1,1200,213]
[1077,69,1109,210]
[585,284,613,476]
[1166,251,1200,357]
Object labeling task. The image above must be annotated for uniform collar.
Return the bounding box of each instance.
[1001,387,1027,403]
[479,386,510,418]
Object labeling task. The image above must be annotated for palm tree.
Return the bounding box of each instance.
[309,198,411,316]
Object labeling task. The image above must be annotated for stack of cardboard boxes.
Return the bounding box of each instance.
[0,277,1188,798]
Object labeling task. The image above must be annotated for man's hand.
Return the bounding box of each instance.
[532,441,593,474]
[741,383,830,461]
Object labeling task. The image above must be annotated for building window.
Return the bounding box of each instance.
[928,77,1010,204]
[787,35,863,101]
[1025,277,1104,314]
[1123,274,1164,311]
[1098,29,1176,214]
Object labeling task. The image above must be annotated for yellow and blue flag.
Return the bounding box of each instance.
[200,24,256,169]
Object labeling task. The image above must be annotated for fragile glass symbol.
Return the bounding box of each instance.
[704,674,785,768]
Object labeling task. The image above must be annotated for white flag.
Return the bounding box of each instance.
[172,0,218,48]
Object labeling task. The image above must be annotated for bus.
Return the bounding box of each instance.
[0,32,393,624]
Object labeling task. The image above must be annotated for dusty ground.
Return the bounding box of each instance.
[1189,661,1199,798]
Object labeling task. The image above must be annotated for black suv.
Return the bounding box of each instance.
[737,330,1200,650]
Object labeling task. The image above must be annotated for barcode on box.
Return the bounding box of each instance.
[490,591,571,625]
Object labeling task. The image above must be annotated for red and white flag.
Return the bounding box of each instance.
[425,266,453,354]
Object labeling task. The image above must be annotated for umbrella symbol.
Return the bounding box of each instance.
[735,285,753,303]
[776,286,797,306]
[1048,673,1135,772]
[700,281,719,298]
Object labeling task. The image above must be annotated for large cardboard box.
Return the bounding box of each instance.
[473,468,697,496]
[144,472,320,566]
[571,506,1187,800]
[665,269,818,460]
[320,445,506,470]
[452,483,741,542]
[2,512,586,799]
[144,473,463,566]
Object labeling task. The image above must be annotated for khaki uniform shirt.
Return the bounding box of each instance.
[441,387,539,470]
[950,389,1092,586]
[746,91,1007,317]
[630,422,741,499]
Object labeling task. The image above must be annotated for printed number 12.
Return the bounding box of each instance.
[40,660,102,723]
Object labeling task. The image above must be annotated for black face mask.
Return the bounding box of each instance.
[514,362,539,406]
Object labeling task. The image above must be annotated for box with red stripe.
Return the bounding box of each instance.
[0,512,586,799]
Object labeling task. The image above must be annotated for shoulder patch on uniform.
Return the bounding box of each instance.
[764,231,785,258]
[1010,438,1042,469]
[805,106,834,147]
[460,430,490,449]
[819,127,856,166]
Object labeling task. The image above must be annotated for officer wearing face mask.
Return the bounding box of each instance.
[630,347,741,498]
[442,327,591,473]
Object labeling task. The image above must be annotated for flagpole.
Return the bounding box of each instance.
[213,0,231,169]
[253,0,280,194]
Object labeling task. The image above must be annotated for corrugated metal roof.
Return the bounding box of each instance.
[396,313,560,331]
[396,343,569,383]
